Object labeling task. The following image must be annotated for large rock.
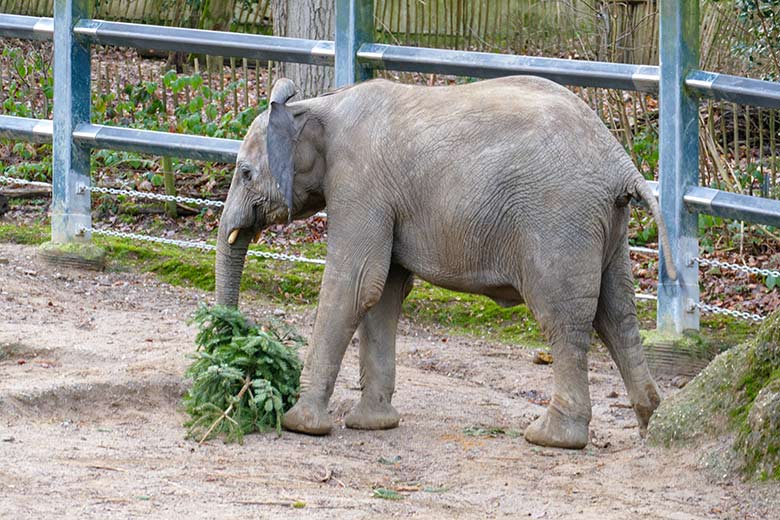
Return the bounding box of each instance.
[648,310,780,479]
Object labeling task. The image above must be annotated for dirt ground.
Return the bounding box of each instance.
[1,242,778,519]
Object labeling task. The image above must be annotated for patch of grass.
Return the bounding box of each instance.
[462,425,520,438]
[39,241,106,263]
[404,282,545,346]
[637,300,753,349]
[0,221,48,245]
[0,342,25,361]
[95,235,325,304]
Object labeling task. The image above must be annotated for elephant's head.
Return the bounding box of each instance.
[216,79,327,307]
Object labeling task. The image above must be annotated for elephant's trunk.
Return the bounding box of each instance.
[215,222,253,308]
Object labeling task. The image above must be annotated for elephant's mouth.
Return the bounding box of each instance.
[227,227,263,245]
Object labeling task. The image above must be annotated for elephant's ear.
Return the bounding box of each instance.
[267,78,300,220]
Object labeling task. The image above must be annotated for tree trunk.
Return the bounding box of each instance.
[272,0,335,99]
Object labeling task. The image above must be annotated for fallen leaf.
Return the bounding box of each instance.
[372,488,402,500]
[533,351,553,365]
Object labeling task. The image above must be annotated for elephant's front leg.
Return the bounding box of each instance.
[282,228,392,435]
[346,264,413,430]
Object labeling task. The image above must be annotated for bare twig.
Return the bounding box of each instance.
[198,376,253,445]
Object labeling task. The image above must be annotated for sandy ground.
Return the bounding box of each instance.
[1,242,778,519]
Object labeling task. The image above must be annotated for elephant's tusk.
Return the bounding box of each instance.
[254,231,263,243]
[228,228,240,245]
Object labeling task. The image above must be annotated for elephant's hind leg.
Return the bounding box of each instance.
[593,246,661,435]
[523,273,600,449]
[523,325,593,449]
[346,264,413,430]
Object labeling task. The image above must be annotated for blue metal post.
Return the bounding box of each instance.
[52,0,92,243]
[657,0,700,335]
[335,0,373,87]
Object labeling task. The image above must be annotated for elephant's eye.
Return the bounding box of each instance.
[239,164,252,182]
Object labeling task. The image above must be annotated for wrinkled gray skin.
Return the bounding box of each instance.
[216,76,678,449]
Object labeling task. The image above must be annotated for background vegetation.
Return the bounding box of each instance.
[1,0,778,343]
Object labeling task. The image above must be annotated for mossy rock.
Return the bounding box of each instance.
[648,310,780,480]
[739,378,780,479]
[38,241,106,271]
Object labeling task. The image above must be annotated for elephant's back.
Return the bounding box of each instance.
[339,77,623,180]
[351,76,607,139]
[326,76,632,232]
[340,77,624,196]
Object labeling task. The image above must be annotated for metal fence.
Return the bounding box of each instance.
[0,0,779,335]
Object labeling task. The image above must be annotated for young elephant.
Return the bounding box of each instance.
[216,76,677,449]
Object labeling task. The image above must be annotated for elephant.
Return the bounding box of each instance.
[215,75,677,449]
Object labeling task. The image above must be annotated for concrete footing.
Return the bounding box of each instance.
[38,241,106,271]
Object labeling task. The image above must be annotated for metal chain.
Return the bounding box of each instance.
[694,256,780,279]
[0,176,325,217]
[694,301,765,322]
[634,293,657,301]
[85,185,225,208]
[0,175,53,188]
[628,250,779,280]
[84,187,331,218]
[87,228,326,265]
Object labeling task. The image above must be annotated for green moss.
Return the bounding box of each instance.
[648,310,780,480]
[39,240,106,262]
[648,344,745,446]
[700,314,755,349]
[403,282,545,346]
[96,235,325,305]
[640,329,718,359]
[0,221,48,245]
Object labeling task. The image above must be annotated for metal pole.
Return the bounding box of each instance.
[335,0,373,87]
[657,0,700,335]
[52,0,92,243]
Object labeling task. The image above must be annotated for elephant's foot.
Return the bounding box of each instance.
[345,397,400,430]
[632,381,662,437]
[282,399,332,435]
[524,406,589,449]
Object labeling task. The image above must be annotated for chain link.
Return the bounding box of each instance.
[87,228,326,265]
[0,175,53,188]
[694,301,765,322]
[634,293,657,301]
[84,187,333,218]
[85,185,225,208]
[629,246,658,255]
[1,176,324,216]
[694,256,780,279]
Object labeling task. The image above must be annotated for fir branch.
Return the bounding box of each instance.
[198,376,253,445]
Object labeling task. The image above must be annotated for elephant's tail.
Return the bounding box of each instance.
[630,178,678,281]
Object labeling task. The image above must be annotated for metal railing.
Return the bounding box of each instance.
[1,0,779,334]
